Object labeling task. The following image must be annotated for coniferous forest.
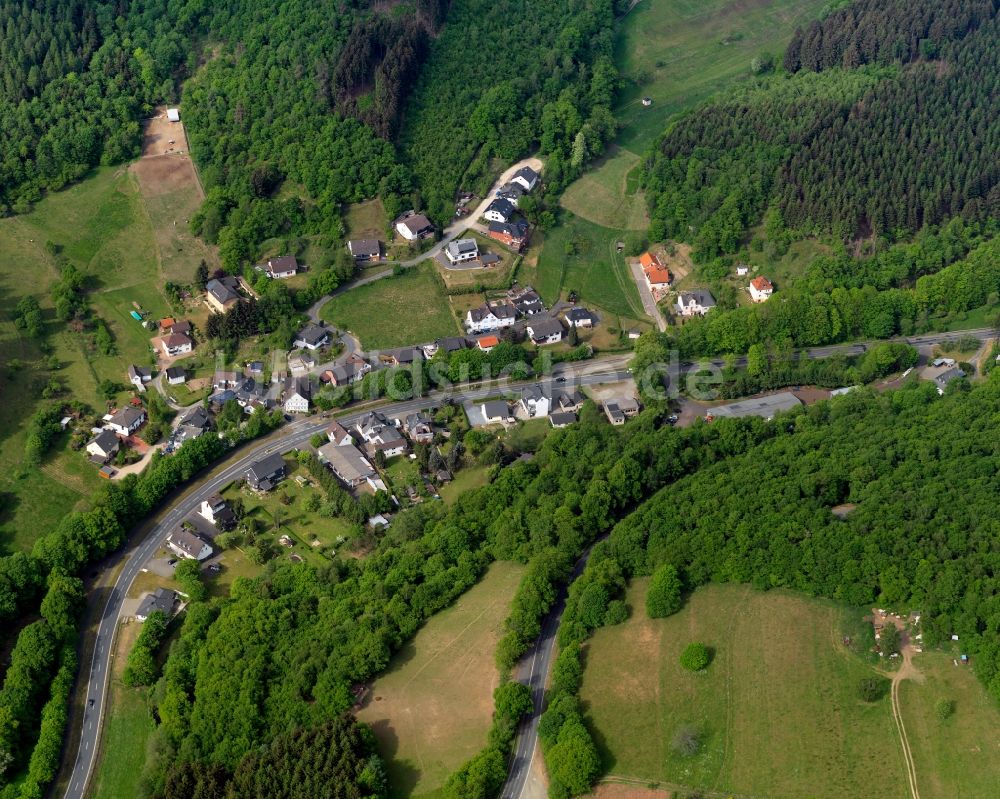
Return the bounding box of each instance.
[644,0,1000,256]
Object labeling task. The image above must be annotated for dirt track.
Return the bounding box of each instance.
[890,645,922,799]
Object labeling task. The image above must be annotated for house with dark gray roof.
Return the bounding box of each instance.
[676,290,717,317]
[527,318,564,346]
[348,239,381,261]
[246,452,287,491]
[86,429,120,462]
[107,406,146,436]
[484,198,515,223]
[294,323,331,350]
[135,588,176,622]
[205,276,242,312]
[265,255,298,279]
[511,166,540,192]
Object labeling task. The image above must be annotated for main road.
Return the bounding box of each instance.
[62,360,629,799]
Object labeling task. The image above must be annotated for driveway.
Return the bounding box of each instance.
[628,261,667,331]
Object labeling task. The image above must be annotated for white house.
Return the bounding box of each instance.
[106,407,146,436]
[466,301,517,333]
[510,166,539,193]
[135,588,176,622]
[564,308,596,328]
[736,264,749,276]
[199,494,236,529]
[519,385,551,418]
[395,213,434,241]
[675,290,716,317]
[527,318,564,346]
[283,377,311,414]
[127,365,152,392]
[265,255,298,279]
[483,198,515,223]
[86,429,120,461]
[160,333,193,356]
[294,323,331,351]
[166,528,213,561]
[481,400,513,425]
[749,276,774,303]
[325,420,354,447]
[355,412,408,458]
[165,366,186,385]
[446,238,479,264]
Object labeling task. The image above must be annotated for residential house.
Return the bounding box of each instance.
[128,364,152,392]
[934,366,966,394]
[174,406,211,446]
[205,276,242,313]
[161,318,191,336]
[549,411,577,428]
[484,198,515,223]
[640,252,672,297]
[509,286,545,316]
[245,360,264,377]
[510,166,540,192]
[480,400,513,425]
[288,351,316,374]
[603,397,640,425]
[381,347,424,367]
[520,384,551,418]
[319,442,376,488]
[165,366,187,385]
[199,493,236,530]
[527,318,564,346]
[264,255,298,279]
[495,182,525,206]
[433,336,468,356]
[551,387,585,414]
[748,276,774,302]
[395,213,435,241]
[135,588,176,622]
[107,406,146,436]
[294,323,331,351]
[736,264,749,276]
[86,429,120,462]
[325,420,354,447]
[245,452,286,491]
[325,354,370,386]
[477,335,500,352]
[166,528,213,561]
[160,333,193,356]
[466,301,517,333]
[446,238,479,264]
[564,308,596,328]
[355,412,408,458]
[487,219,530,251]
[347,239,381,262]
[283,376,311,414]
[214,371,240,391]
[676,290,716,317]
[404,412,434,444]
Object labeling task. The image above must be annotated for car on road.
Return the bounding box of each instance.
[556,376,567,382]
[167,558,177,566]
[88,699,94,707]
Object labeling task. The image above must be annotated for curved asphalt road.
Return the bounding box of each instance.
[63,363,630,799]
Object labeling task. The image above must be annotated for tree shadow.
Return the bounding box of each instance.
[367,719,422,797]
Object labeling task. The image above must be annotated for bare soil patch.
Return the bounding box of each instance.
[141,113,186,158]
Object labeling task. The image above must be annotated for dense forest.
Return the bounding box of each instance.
[1,0,619,272]
[644,0,1000,256]
[545,374,1000,794]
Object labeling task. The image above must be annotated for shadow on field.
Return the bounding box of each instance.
[368,719,422,797]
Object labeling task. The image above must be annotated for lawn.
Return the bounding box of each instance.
[344,198,389,240]
[319,262,461,349]
[356,561,525,799]
[504,419,551,453]
[898,652,1000,799]
[438,466,489,504]
[535,212,646,319]
[581,581,909,799]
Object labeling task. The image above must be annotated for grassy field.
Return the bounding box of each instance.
[0,167,175,554]
[319,263,461,348]
[357,561,525,799]
[561,0,828,229]
[89,620,155,799]
[899,652,1000,798]
[344,199,389,240]
[581,581,909,799]
[535,212,646,319]
[559,146,648,231]
[439,466,489,504]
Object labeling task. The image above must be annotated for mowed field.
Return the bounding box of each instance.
[357,561,525,799]
[534,212,646,321]
[898,652,1000,798]
[581,581,909,799]
[561,0,827,228]
[320,262,461,349]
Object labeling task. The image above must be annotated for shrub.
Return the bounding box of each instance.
[857,676,890,702]
[671,725,701,757]
[935,698,955,720]
[679,642,710,672]
[604,599,628,625]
